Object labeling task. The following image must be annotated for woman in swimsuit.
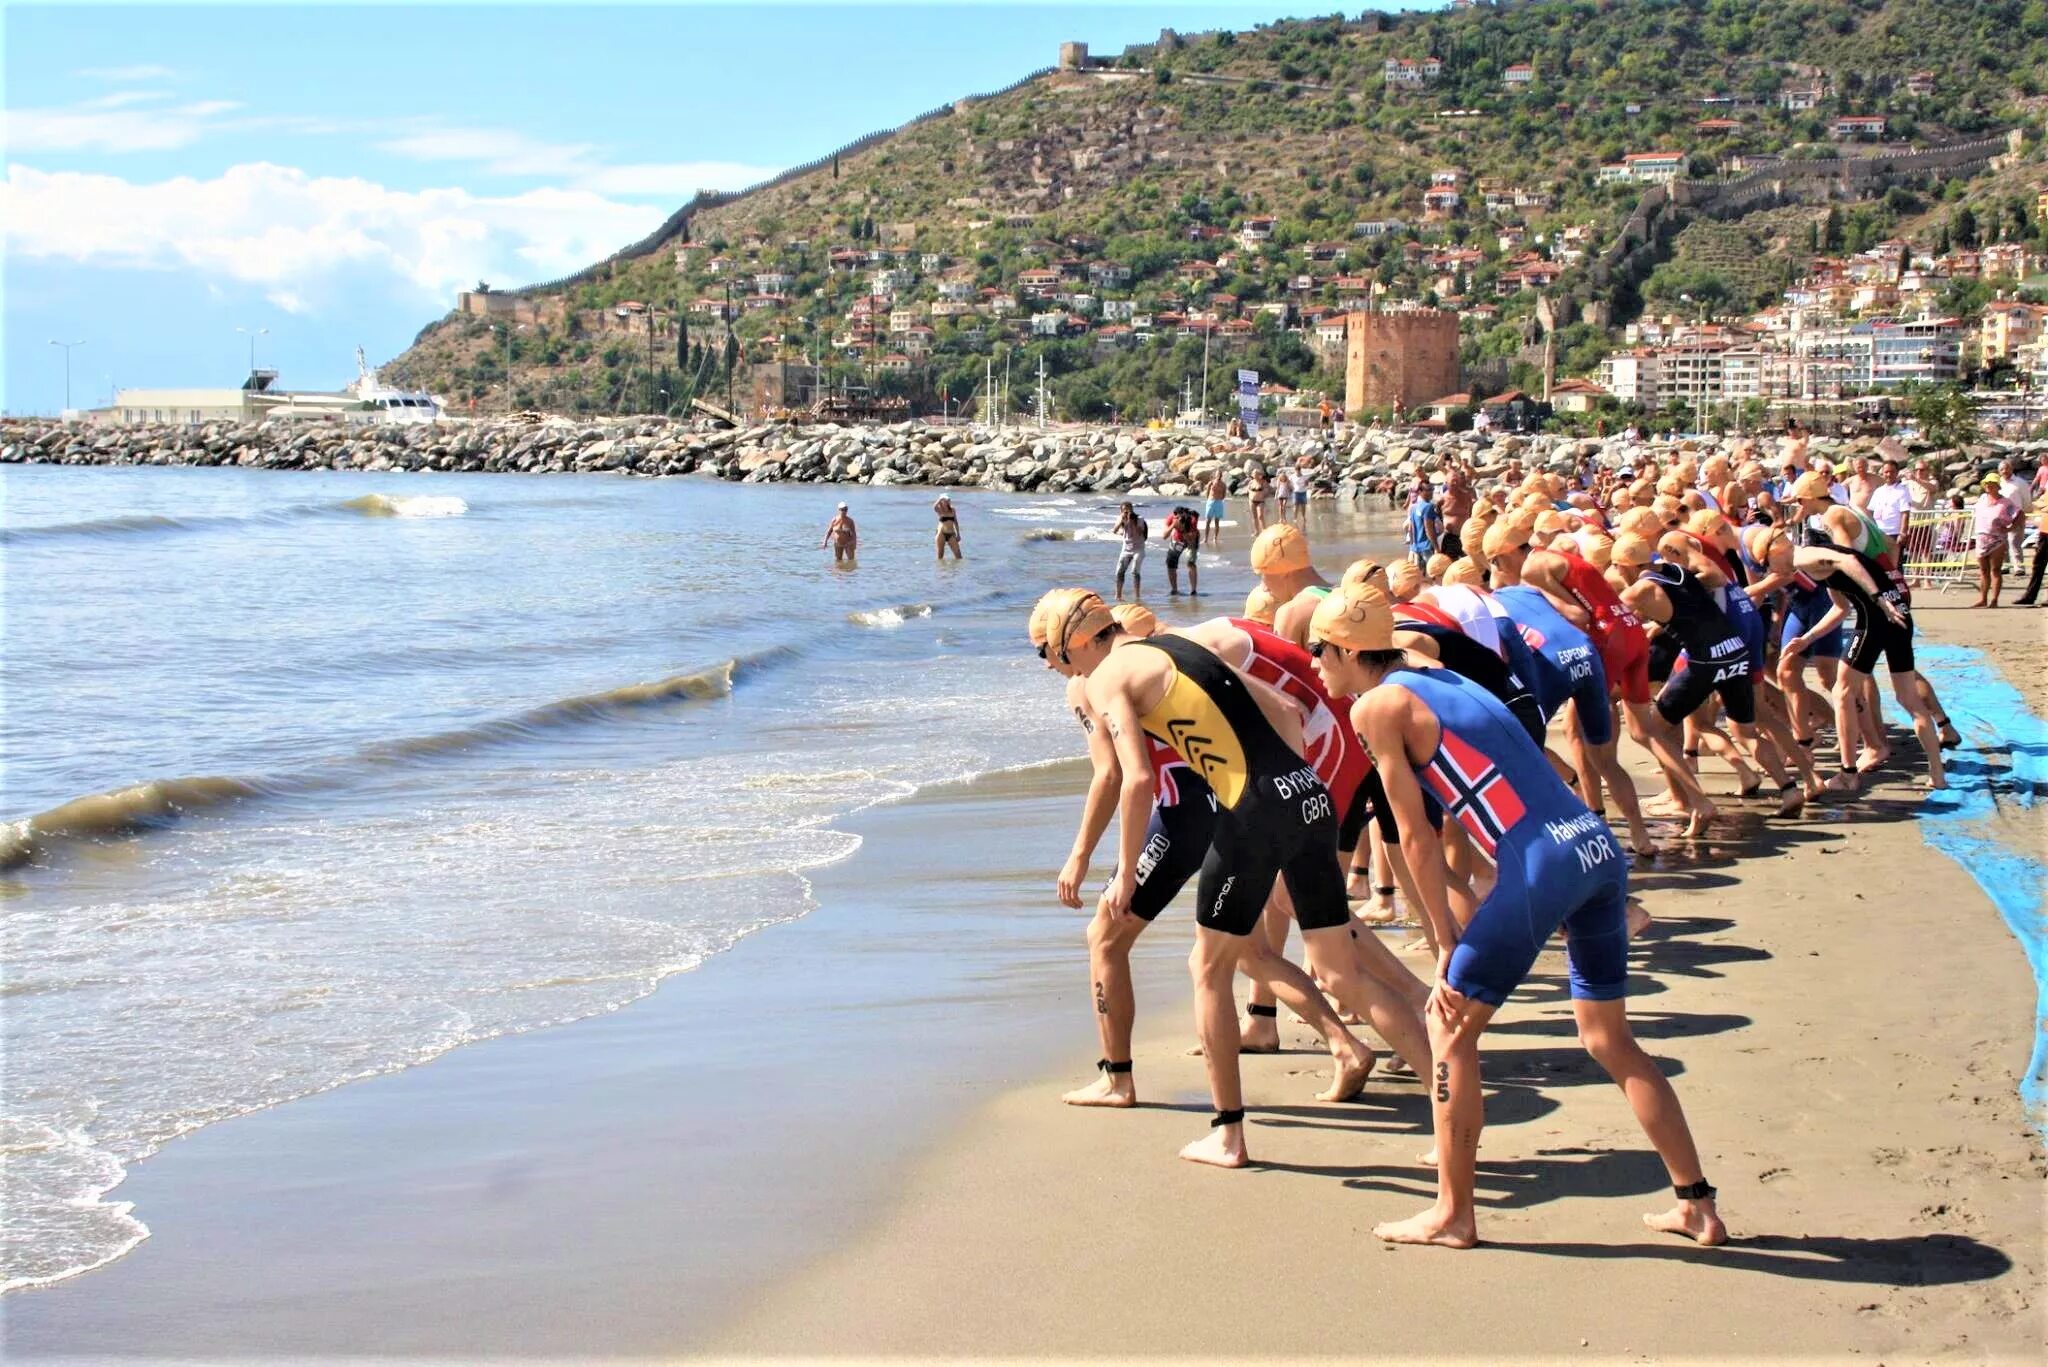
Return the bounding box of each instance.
[1248,468,1270,534]
[933,495,962,561]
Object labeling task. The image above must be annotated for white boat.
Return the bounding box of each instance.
[349,347,444,424]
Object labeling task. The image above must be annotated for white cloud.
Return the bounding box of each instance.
[76,64,177,82]
[6,100,243,154]
[575,161,780,197]
[374,125,775,198]
[3,162,670,308]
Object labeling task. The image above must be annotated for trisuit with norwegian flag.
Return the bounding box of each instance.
[1388,667,1632,1008]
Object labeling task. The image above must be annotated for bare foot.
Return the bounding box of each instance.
[1854,747,1889,774]
[1062,1073,1136,1108]
[1939,722,1962,749]
[1822,770,1860,796]
[1918,773,1948,791]
[1179,1125,1249,1169]
[1626,899,1653,938]
[1374,1203,1477,1248]
[1644,1199,1727,1246]
[1240,1015,1281,1053]
[1417,1145,1438,1165]
[1774,785,1805,818]
[1354,902,1399,926]
[1317,1045,1376,1102]
[1681,800,1717,840]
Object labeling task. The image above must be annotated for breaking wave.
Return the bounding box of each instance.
[4,493,468,544]
[847,603,935,627]
[0,653,785,872]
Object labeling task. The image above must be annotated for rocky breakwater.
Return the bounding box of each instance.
[5,417,2033,499]
[0,416,1530,495]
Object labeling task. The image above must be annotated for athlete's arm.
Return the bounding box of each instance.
[1091,674,1158,921]
[1746,536,1796,601]
[1058,679,1122,909]
[1522,551,1592,629]
[1355,690,1460,969]
[1787,598,1849,654]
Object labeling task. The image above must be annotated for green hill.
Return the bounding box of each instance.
[386,0,2048,420]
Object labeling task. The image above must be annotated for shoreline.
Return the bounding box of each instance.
[2,757,1197,1358]
[706,603,2047,1361]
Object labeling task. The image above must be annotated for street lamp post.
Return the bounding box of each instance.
[492,324,527,418]
[48,339,86,415]
[236,326,269,375]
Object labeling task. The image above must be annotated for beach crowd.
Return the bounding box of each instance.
[1022,431,2042,1252]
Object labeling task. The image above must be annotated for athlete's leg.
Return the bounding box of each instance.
[1232,931,1377,1102]
[1297,925,1432,1077]
[1373,998,1496,1248]
[1240,894,1291,1050]
[1574,998,1726,1245]
[1626,700,1715,836]
[1185,925,1250,1168]
[1063,904,1147,1108]
[1889,668,1947,789]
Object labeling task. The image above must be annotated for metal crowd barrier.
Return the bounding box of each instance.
[1898,509,1980,591]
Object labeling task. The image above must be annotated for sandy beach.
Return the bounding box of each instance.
[708,602,2047,1363]
[7,518,2042,1363]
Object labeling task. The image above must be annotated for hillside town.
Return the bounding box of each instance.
[357,9,2048,435]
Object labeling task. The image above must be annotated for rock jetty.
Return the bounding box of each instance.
[2,417,2032,498]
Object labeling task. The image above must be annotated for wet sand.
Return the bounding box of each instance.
[3,760,1198,1359]
[709,603,2047,1362]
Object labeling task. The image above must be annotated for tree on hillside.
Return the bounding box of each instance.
[1909,383,1978,452]
[1953,206,1979,249]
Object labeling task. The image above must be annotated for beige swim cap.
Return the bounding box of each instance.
[1340,557,1390,594]
[1685,509,1729,538]
[1031,588,1115,655]
[1790,471,1833,501]
[1425,552,1454,582]
[1442,557,1485,587]
[1578,529,1615,568]
[1250,523,1312,575]
[1309,582,1396,653]
[1386,560,1424,601]
[1481,517,1533,560]
[1242,584,1279,625]
[1615,506,1664,539]
[1109,603,1158,637]
[1612,534,1655,567]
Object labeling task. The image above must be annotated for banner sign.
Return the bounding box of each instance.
[1237,368,1260,436]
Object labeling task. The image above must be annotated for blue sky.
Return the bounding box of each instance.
[2,2,1415,414]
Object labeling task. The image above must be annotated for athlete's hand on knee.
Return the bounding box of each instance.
[1057,852,1089,909]
[1427,956,1469,1025]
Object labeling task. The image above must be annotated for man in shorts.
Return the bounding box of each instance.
[1310,583,1724,1250]
[1203,469,1229,544]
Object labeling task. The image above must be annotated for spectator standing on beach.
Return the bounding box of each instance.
[1113,502,1149,602]
[1406,490,1442,566]
[1247,466,1271,533]
[1440,467,1475,559]
[1866,460,1915,577]
[1163,505,1202,597]
[1203,468,1228,543]
[1272,467,1295,526]
[1971,476,2018,608]
[1997,460,2033,571]
[2014,486,2048,608]
[821,502,858,565]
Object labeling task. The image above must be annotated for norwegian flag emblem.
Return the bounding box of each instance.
[1421,730,1527,857]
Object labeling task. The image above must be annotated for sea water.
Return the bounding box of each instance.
[0,462,1182,1291]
